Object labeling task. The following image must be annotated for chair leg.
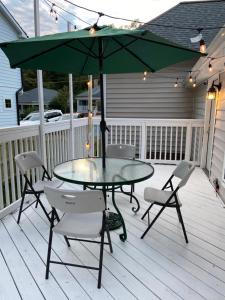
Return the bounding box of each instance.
[106,225,113,253]
[17,189,26,224]
[176,206,188,243]
[45,217,54,279]
[141,205,166,239]
[97,227,105,288]
[64,236,71,247]
[35,196,39,208]
[141,203,154,220]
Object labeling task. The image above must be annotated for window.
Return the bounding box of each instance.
[5,99,12,108]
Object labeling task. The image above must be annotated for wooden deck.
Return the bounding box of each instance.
[1,165,225,300]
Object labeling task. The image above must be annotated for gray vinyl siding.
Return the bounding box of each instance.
[0,11,21,127]
[106,60,196,119]
[210,72,225,202]
[193,84,207,119]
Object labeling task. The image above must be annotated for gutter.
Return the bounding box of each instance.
[16,87,23,126]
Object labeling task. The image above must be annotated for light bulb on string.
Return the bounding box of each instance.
[89,12,104,35]
[193,78,196,88]
[142,71,148,81]
[85,142,90,151]
[50,3,55,16]
[55,15,58,23]
[174,78,178,88]
[199,39,206,53]
[208,61,212,72]
[189,72,193,83]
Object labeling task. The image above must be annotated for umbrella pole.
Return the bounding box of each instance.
[99,38,106,169]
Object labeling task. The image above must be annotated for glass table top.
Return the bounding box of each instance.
[53,157,154,186]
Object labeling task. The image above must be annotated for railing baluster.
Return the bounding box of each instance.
[170,127,172,161]
[175,127,178,161]
[159,126,162,160]
[165,126,167,160]
[149,126,152,160]
[2,143,10,206]
[0,147,4,209]
[180,127,184,160]
[14,139,21,198]
[8,141,16,203]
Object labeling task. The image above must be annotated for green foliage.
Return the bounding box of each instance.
[22,69,96,113]
[48,86,69,113]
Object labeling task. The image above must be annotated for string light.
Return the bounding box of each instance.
[199,39,206,53]
[189,72,193,83]
[174,77,178,87]
[63,0,225,32]
[85,142,90,151]
[208,61,213,72]
[193,78,196,87]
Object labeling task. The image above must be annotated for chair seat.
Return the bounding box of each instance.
[144,187,182,206]
[53,212,103,238]
[30,179,62,193]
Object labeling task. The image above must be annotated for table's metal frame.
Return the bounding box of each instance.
[53,157,154,241]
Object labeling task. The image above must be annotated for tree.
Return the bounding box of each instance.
[48,86,69,113]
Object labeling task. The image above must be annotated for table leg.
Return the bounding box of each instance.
[120,185,140,213]
[111,187,127,242]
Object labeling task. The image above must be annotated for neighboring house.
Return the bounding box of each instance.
[105,0,225,119]
[76,86,100,113]
[0,1,27,127]
[18,87,58,114]
[105,0,225,201]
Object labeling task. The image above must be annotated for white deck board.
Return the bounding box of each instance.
[0,166,225,300]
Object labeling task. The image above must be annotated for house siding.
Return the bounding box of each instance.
[210,72,225,202]
[106,60,196,119]
[193,84,207,119]
[0,11,21,127]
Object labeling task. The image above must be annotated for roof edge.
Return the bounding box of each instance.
[0,1,28,38]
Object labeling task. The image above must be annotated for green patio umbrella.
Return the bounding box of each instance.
[0,26,203,167]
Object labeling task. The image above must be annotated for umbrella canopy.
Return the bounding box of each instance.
[0,26,204,167]
[0,26,202,74]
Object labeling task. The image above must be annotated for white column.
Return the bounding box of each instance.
[67,22,74,159]
[87,75,93,156]
[34,0,46,165]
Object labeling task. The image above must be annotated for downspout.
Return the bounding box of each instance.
[15,87,23,125]
[15,69,24,125]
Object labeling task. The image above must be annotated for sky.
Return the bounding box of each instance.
[2,0,200,36]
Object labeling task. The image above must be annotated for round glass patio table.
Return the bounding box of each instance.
[53,157,154,241]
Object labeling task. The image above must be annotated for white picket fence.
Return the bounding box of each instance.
[0,118,204,210]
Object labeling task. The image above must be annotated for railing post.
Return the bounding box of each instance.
[140,122,146,160]
[185,121,192,161]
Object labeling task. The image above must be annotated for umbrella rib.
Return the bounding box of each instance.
[76,39,98,58]
[80,38,98,74]
[126,34,202,54]
[65,44,97,58]
[111,37,155,72]
[104,37,139,59]
[11,39,74,68]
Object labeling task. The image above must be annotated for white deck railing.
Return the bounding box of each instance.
[0,118,204,210]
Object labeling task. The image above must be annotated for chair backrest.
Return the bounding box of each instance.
[44,186,105,214]
[173,161,195,188]
[106,144,135,159]
[15,151,43,175]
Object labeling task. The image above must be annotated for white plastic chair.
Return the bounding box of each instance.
[15,151,62,224]
[44,187,113,289]
[107,144,136,202]
[141,161,195,242]
[107,144,136,159]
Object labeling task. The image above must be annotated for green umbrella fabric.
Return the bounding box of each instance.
[0,26,203,75]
